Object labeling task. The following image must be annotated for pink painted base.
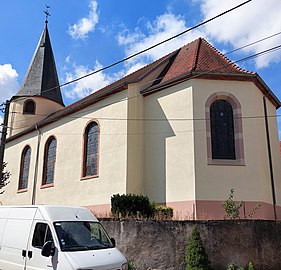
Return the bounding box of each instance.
[168,200,280,220]
[84,201,281,220]
[85,204,111,218]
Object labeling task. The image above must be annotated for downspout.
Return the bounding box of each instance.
[263,94,277,220]
[31,125,41,205]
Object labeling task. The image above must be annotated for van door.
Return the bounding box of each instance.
[0,218,33,270]
[25,222,58,270]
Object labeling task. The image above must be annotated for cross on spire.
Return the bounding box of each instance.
[44,5,51,24]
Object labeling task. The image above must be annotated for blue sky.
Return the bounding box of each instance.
[1,0,281,135]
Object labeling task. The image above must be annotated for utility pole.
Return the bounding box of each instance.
[0,100,10,188]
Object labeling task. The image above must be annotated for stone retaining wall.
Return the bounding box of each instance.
[100,219,281,270]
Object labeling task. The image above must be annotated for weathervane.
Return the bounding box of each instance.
[44,5,51,24]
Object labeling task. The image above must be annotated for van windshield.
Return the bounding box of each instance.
[54,221,114,251]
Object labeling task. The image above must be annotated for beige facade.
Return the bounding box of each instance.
[8,97,64,137]
[3,76,281,219]
[2,36,281,220]
[3,91,128,215]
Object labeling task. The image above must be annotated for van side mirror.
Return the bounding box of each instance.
[110,238,116,247]
[41,241,55,257]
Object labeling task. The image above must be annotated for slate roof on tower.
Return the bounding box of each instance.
[7,37,281,142]
[14,24,64,106]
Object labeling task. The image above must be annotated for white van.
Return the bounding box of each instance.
[0,205,127,270]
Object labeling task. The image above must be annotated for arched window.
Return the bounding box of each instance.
[205,93,244,165]
[210,100,235,159]
[23,99,36,114]
[18,146,31,190]
[83,121,99,177]
[42,136,57,186]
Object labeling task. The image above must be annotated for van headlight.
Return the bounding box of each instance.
[121,262,128,270]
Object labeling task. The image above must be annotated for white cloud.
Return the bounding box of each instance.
[117,0,281,72]
[0,64,19,102]
[199,0,281,68]
[65,0,281,101]
[65,55,71,64]
[117,13,205,73]
[64,61,114,100]
[68,0,99,39]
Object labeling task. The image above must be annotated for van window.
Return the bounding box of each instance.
[54,221,114,251]
[32,223,53,249]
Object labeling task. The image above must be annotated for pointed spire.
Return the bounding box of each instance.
[15,22,64,106]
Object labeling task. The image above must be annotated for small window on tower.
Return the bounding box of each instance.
[23,100,36,114]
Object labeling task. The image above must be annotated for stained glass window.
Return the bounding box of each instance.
[84,122,99,177]
[43,137,57,185]
[19,146,31,190]
[210,100,235,160]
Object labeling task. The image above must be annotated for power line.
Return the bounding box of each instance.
[7,41,281,129]
[4,0,252,105]
[7,26,281,109]
[225,31,281,56]
[11,120,272,137]
[58,0,252,90]
[9,112,280,131]
[235,44,281,64]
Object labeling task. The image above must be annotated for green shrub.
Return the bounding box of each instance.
[227,263,245,270]
[247,262,254,270]
[227,263,236,270]
[128,260,137,270]
[185,226,211,270]
[222,189,261,219]
[111,194,174,219]
[111,194,154,218]
[152,203,173,219]
[226,262,254,270]
[222,189,244,219]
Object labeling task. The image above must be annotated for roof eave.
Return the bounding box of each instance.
[253,73,281,109]
[6,83,128,143]
[141,71,281,109]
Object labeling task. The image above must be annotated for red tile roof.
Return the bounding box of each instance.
[161,38,253,83]
[7,37,281,142]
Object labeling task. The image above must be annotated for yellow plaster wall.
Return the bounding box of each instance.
[126,84,144,194]
[192,79,281,206]
[1,133,37,204]
[8,97,64,137]
[125,64,167,195]
[2,91,128,209]
[143,81,196,203]
[3,77,281,216]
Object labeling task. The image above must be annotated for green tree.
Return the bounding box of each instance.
[185,226,211,270]
[0,162,10,194]
[247,262,254,270]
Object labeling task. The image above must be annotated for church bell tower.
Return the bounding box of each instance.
[7,11,64,137]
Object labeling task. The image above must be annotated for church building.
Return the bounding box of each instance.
[2,21,281,220]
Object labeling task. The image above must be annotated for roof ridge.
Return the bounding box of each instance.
[200,38,254,74]
[191,38,202,71]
